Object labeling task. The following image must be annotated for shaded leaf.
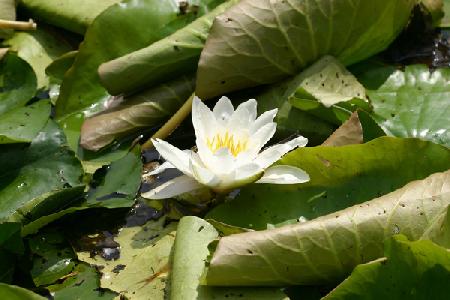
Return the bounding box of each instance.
[3,27,73,89]
[77,218,177,299]
[0,223,23,283]
[206,171,450,286]
[0,52,37,115]
[368,65,450,147]
[0,100,51,144]
[29,230,75,287]
[48,263,117,300]
[0,283,46,300]
[98,0,237,96]
[19,0,121,34]
[55,0,225,118]
[86,146,143,208]
[45,50,77,84]
[324,235,450,299]
[196,0,415,98]
[58,113,132,172]
[207,137,450,229]
[322,112,363,147]
[80,75,195,151]
[0,120,84,222]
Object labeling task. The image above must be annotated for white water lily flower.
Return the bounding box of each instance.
[142,96,309,199]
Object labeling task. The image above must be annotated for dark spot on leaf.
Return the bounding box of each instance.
[198,226,204,232]
[391,113,396,118]
[246,249,253,254]
[173,45,180,51]
[112,264,126,274]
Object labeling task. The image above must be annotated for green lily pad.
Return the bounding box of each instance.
[86,146,142,208]
[206,171,450,286]
[368,65,450,147]
[77,218,177,299]
[0,100,51,144]
[324,235,450,299]
[29,230,75,287]
[207,137,450,229]
[80,75,194,151]
[3,27,73,89]
[0,52,37,115]
[55,0,225,118]
[48,263,117,300]
[0,120,84,222]
[171,216,289,300]
[19,0,121,34]
[98,0,238,96]
[0,283,46,300]
[196,0,415,98]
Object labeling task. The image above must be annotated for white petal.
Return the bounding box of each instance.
[152,138,193,176]
[233,163,263,182]
[147,161,175,176]
[245,122,276,158]
[250,109,278,134]
[192,96,217,138]
[141,175,203,199]
[256,165,310,184]
[235,99,257,121]
[213,96,234,124]
[255,136,308,169]
[190,154,221,186]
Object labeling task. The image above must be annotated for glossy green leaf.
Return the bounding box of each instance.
[196,0,415,99]
[19,0,121,34]
[207,137,450,229]
[3,27,73,89]
[171,217,289,300]
[58,113,131,172]
[0,120,84,222]
[206,171,450,286]
[368,65,450,147]
[0,52,37,115]
[29,230,75,286]
[80,75,194,151]
[324,235,450,299]
[45,50,77,83]
[49,263,117,300]
[0,283,46,300]
[86,146,142,208]
[99,0,237,96]
[21,189,86,236]
[77,218,177,299]
[0,100,51,144]
[55,0,224,118]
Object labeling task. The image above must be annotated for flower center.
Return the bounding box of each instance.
[206,132,247,156]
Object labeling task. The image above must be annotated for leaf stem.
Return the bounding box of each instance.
[141,93,195,150]
[0,19,37,31]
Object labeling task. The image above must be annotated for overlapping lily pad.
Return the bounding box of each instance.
[207,137,450,229]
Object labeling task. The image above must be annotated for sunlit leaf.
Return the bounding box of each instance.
[206,171,450,286]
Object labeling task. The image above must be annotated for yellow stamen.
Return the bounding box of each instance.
[206,132,247,156]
